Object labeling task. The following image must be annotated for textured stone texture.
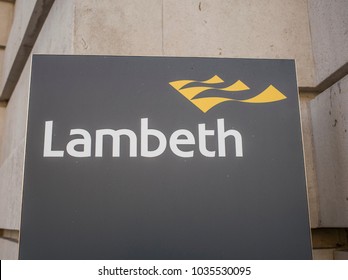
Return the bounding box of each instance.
[0,49,4,84]
[163,0,315,87]
[0,142,24,230]
[312,248,334,260]
[0,103,5,160]
[0,239,18,259]
[308,0,348,84]
[0,0,76,230]
[310,75,348,227]
[0,0,36,87]
[300,93,319,228]
[334,250,348,260]
[0,62,30,166]
[73,0,315,87]
[0,1,13,46]
[74,0,163,55]
[32,0,74,54]
[0,61,29,229]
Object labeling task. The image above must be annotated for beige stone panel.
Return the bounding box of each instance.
[308,0,348,84]
[0,103,5,160]
[163,0,315,87]
[0,0,76,230]
[0,238,18,260]
[0,0,77,231]
[334,250,348,260]
[310,75,348,227]
[0,49,4,83]
[74,0,163,55]
[0,1,14,46]
[300,93,319,228]
[0,0,76,235]
[312,248,334,260]
[0,62,30,165]
[32,0,75,54]
[0,65,28,230]
[0,0,36,86]
[0,140,25,230]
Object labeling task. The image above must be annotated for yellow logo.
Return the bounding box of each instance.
[169,75,287,113]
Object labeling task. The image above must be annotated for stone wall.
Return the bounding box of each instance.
[0,0,347,259]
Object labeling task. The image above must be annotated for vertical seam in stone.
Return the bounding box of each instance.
[72,0,76,54]
[306,0,318,85]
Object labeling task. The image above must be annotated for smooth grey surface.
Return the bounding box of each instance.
[20,55,312,259]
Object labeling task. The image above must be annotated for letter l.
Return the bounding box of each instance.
[43,121,64,157]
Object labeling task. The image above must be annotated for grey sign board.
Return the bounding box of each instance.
[19,55,312,259]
